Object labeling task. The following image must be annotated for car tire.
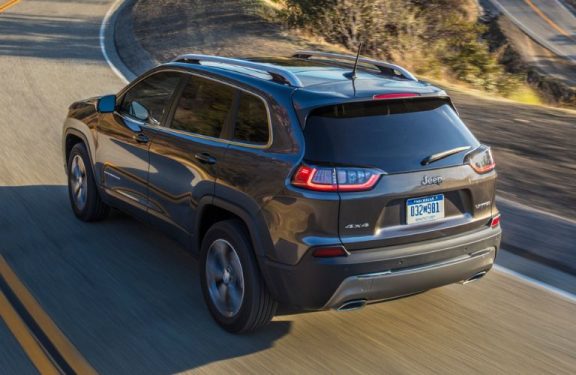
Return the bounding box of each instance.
[67,143,109,222]
[200,219,277,333]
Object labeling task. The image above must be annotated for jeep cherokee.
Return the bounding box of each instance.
[62,51,502,332]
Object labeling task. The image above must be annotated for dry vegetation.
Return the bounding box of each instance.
[274,0,527,96]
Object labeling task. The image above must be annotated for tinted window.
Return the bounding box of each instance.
[171,77,235,138]
[305,99,480,173]
[120,72,181,125]
[234,92,269,144]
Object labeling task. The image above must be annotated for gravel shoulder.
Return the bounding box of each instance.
[118,0,576,220]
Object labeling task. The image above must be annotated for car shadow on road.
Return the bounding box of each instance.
[0,184,290,374]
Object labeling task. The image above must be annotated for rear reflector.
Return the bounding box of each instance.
[313,246,349,258]
[292,165,383,192]
[490,214,501,228]
[373,93,420,100]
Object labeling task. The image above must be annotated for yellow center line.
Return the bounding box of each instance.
[0,290,61,375]
[523,0,574,39]
[0,0,21,13]
[0,255,98,375]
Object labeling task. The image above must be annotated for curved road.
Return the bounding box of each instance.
[490,0,576,62]
[1,1,576,374]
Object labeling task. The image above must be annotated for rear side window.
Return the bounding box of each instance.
[171,76,235,138]
[304,99,480,174]
[119,72,181,125]
[233,92,269,145]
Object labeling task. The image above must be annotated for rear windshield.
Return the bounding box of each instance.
[304,99,479,174]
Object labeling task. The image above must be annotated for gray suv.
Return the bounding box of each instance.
[62,51,502,332]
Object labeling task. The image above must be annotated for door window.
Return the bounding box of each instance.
[171,76,235,138]
[119,72,182,125]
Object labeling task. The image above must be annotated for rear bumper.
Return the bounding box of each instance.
[324,247,494,309]
[262,226,501,310]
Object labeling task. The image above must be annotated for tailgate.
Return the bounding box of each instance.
[338,165,496,250]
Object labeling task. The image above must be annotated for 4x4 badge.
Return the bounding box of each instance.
[345,223,370,229]
[421,176,444,186]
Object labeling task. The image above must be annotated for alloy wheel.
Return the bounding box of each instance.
[205,239,245,318]
[70,154,88,211]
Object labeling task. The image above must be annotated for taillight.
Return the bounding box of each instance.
[292,165,383,192]
[466,145,495,174]
[490,214,501,228]
[291,165,337,191]
[312,246,349,258]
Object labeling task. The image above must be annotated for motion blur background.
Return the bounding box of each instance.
[0,0,575,374]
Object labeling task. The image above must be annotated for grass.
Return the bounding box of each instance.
[506,86,542,105]
[422,75,543,106]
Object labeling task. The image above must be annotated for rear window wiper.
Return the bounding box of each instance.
[421,146,471,166]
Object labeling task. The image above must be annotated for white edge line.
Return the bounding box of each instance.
[494,265,576,304]
[554,0,576,21]
[489,0,576,63]
[100,0,130,84]
[496,196,576,225]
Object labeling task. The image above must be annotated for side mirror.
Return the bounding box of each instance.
[97,95,117,113]
[129,101,150,122]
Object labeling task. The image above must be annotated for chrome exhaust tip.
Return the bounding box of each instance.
[461,271,487,285]
[336,299,367,312]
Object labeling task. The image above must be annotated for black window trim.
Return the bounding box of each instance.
[119,68,273,149]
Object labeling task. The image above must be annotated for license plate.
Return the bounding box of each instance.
[406,194,445,224]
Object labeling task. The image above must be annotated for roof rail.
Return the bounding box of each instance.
[172,54,304,88]
[292,51,418,81]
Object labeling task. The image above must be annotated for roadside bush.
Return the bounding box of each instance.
[279,0,523,95]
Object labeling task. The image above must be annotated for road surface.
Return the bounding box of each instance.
[0,0,576,374]
[490,0,576,62]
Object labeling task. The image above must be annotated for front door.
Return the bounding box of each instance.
[96,71,182,214]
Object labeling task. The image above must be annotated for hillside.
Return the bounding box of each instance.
[130,0,346,62]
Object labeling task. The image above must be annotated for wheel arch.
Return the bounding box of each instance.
[63,124,97,178]
[63,125,109,203]
[195,195,283,303]
[196,196,273,258]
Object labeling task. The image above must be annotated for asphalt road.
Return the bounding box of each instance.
[1,1,576,374]
[0,317,39,375]
[490,0,576,62]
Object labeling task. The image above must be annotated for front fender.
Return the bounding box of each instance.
[62,118,98,179]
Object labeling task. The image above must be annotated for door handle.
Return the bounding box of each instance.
[194,153,217,165]
[133,133,149,144]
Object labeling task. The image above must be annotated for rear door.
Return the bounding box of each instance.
[146,74,234,239]
[303,98,496,250]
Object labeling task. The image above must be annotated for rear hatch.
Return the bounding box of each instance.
[302,98,497,250]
